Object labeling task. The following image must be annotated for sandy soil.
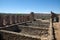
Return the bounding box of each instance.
[53,22,60,40]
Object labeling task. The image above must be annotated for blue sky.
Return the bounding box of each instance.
[0,0,60,13]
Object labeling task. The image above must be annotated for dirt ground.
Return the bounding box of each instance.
[53,22,60,40]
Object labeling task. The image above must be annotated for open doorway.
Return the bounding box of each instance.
[53,17,59,22]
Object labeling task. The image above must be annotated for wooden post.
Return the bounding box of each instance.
[3,15,6,26]
[18,15,20,23]
[10,15,12,24]
[15,15,17,23]
[20,16,22,22]
[6,15,10,25]
[0,14,3,27]
[10,15,15,24]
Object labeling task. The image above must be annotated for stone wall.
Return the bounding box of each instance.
[0,13,34,27]
[18,26,48,37]
[0,20,50,40]
[0,30,40,40]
